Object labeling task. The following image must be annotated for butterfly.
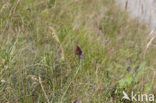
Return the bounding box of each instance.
[74,45,84,58]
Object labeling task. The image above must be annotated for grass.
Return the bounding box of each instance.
[0,0,156,103]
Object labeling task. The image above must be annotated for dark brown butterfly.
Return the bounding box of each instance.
[74,45,84,58]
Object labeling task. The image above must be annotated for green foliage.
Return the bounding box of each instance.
[0,0,155,103]
[135,62,146,82]
[119,74,133,88]
[119,62,147,88]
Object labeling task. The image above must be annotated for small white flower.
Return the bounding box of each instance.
[1,79,6,83]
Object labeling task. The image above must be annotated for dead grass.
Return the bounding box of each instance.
[0,0,156,103]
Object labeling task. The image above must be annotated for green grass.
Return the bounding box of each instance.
[0,0,156,103]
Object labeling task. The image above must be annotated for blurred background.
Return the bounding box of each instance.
[117,0,156,30]
[0,0,156,103]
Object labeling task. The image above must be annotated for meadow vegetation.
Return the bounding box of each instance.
[0,0,156,103]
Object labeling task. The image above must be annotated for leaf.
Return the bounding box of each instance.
[145,82,152,92]
[119,74,133,88]
[119,62,147,88]
[135,62,146,82]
